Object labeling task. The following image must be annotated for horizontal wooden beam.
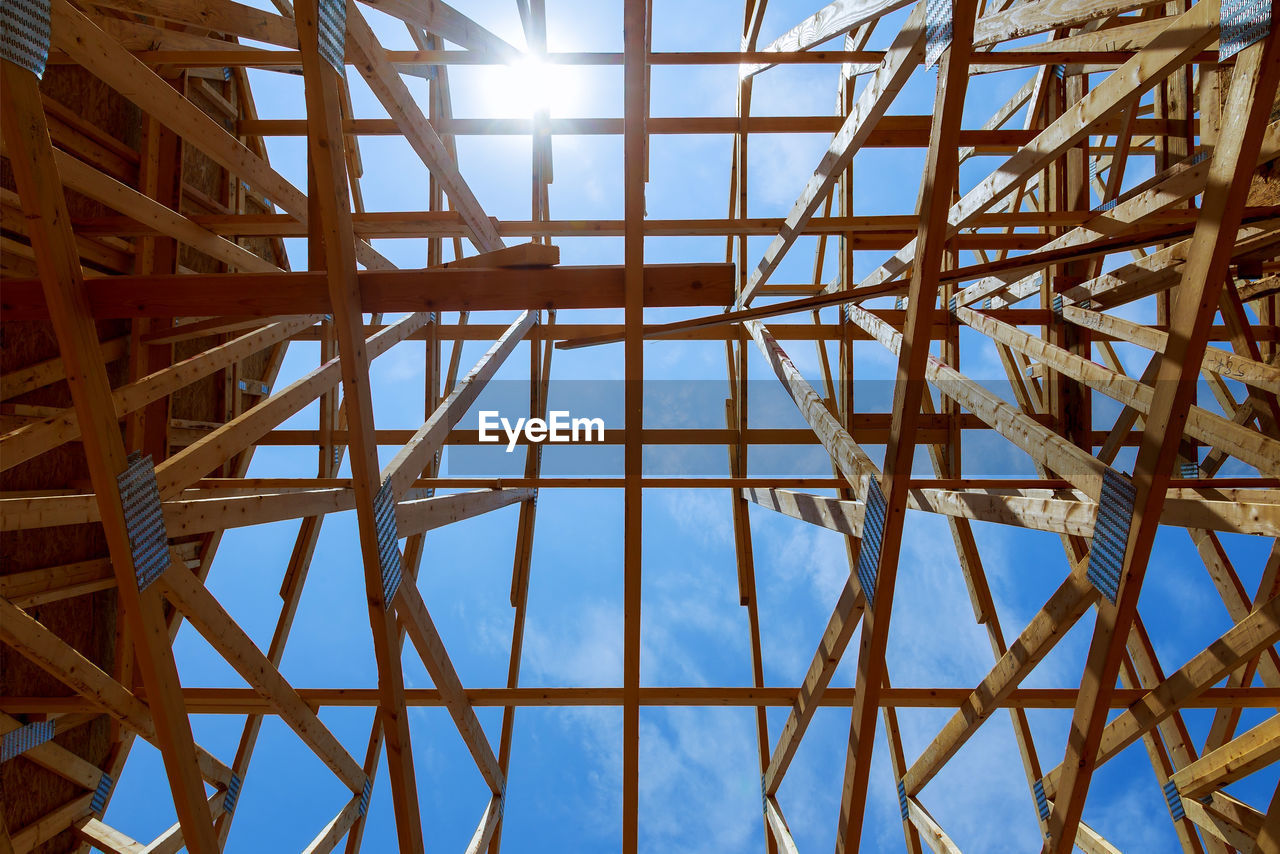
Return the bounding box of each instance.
[0,264,734,319]
[5,686,1277,714]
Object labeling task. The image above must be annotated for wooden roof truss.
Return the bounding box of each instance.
[1,0,1279,851]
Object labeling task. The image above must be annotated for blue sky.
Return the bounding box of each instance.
[97,1,1279,850]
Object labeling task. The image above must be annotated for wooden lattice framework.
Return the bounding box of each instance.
[2,0,1280,851]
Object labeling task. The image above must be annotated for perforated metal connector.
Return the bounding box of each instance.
[224,773,242,814]
[923,0,953,69]
[1,720,54,762]
[0,0,51,78]
[896,779,909,821]
[1163,780,1185,821]
[317,0,346,72]
[373,479,403,605]
[1033,779,1050,821]
[117,452,172,590]
[1221,0,1270,60]
[358,778,372,817]
[90,773,115,814]
[1086,468,1137,604]
[856,477,887,602]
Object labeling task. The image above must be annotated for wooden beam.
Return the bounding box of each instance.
[0,336,128,400]
[463,795,503,854]
[763,796,802,854]
[49,0,304,217]
[739,0,913,77]
[1170,712,1280,799]
[1258,785,1280,854]
[155,559,367,790]
[357,0,521,60]
[1185,791,1267,852]
[300,796,363,854]
[972,0,1167,48]
[902,563,1099,795]
[34,145,280,273]
[844,304,1111,501]
[621,1,646,852]
[0,712,107,791]
[295,0,425,846]
[0,558,115,608]
[1,317,315,472]
[392,580,504,792]
[152,312,428,498]
[835,12,978,843]
[741,2,925,301]
[382,312,534,497]
[904,798,962,854]
[6,685,1280,714]
[343,4,505,252]
[0,264,735,319]
[1063,303,1280,396]
[73,819,143,854]
[955,304,1280,474]
[89,0,298,48]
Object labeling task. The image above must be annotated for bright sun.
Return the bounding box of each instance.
[480,56,580,118]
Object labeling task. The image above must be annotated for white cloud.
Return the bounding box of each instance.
[526,599,624,687]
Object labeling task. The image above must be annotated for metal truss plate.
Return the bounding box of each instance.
[0,0,51,79]
[224,773,242,814]
[1,720,54,762]
[1163,780,1185,821]
[1086,467,1137,604]
[1221,0,1270,61]
[90,772,115,813]
[373,479,403,605]
[317,0,347,73]
[358,778,372,817]
[117,452,172,590]
[1034,778,1050,820]
[924,0,953,69]
[856,476,887,601]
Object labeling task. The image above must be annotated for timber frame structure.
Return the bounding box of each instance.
[1,0,1280,851]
